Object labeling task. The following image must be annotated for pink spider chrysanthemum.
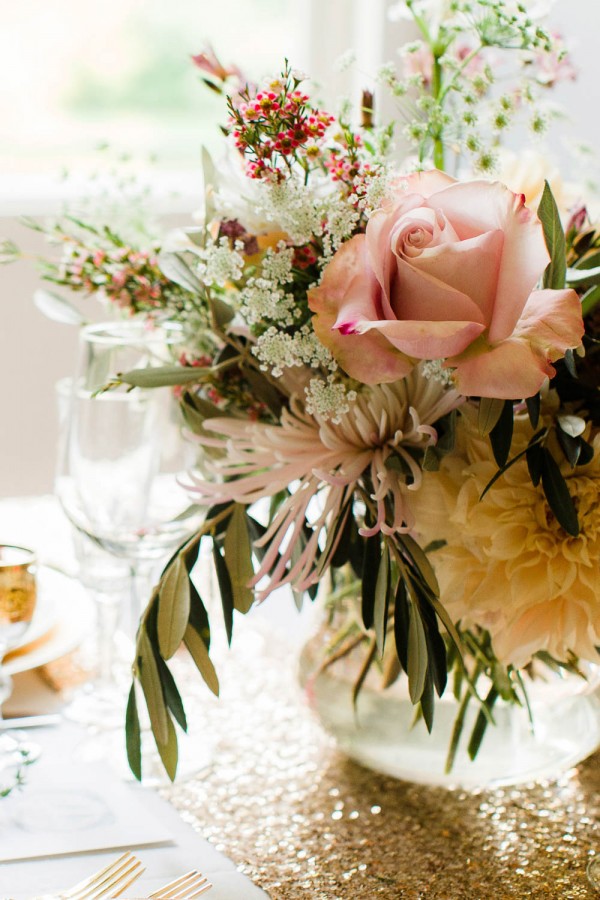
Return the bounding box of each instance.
[185,368,462,600]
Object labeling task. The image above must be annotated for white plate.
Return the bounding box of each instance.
[3,568,94,676]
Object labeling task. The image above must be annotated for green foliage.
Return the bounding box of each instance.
[489,399,514,467]
[223,504,255,614]
[580,284,600,317]
[525,394,540,430]
[212,540,234,644]
[478,397,505,437]
[540,449,579,536]
[157,252,205,294]
[538,181,566,290]
[125,686,142,781]
[361,530,381,631]
[33,289,88,326]
[157,555,193,660]
[0,239,21,265]
[373,546,390,656]
[567,265,600,288]
[118,365,208,389]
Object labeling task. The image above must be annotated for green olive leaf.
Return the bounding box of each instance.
[157,557,191,660]
[223,504,255,614]
[137,628,169,746]
[183,622,220,696]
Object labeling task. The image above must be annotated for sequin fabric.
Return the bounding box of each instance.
[162,618,600,899]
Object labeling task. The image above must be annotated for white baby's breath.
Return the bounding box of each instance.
[334,49,357,73]
[305,376,357,424]
[195,237,244,287]
[253,324,336,378]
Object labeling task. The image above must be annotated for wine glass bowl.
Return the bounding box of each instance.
[77,320,183,393]
[56,320,198,566]
[57,381,199,565]
[54,321,202,738]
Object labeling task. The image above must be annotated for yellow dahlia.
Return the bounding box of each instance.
[412,407,600,668]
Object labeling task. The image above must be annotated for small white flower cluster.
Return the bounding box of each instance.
[377,62,398,86]
[239,246,298,327]
[257,179,323,246]
[261,243,294,283]
[354,168,391,216]
[253,173,362,260]
[240,281,298,327]
[254,323,336,378]
[321,196,361,258]
[420,359,455,386]
[334,49,357,73]
[195,237,244,287]
[305,375,357,424]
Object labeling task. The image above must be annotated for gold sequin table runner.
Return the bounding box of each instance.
[162,621,600,900]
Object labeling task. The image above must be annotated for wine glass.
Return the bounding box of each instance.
[0,546,40,792]
[55,322,202,723]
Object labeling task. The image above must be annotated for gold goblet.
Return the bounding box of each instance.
[0,545,39,794]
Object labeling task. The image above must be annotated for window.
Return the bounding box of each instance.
[0,0,311,212]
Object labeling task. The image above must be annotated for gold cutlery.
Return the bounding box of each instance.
[34,851,144,900]
[148,870,212,899]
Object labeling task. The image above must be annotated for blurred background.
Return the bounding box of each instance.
[0,0,594,497]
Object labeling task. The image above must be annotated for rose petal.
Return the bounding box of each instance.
[513,288,584,359]
[401,230,503,324]
[447,288,584,398]
[367,195,426,315]
[391,205,461,259]
[311,312,414,384]
[308,234,377,308]
[308,238,414,383]
[330,269,383,333]
[446,336,555,398]
[385,255,485,324]
[358,318,486,359]
[392,169,457,198]
[431,180,549,341]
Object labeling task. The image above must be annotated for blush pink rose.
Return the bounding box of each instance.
[308,170,584,399]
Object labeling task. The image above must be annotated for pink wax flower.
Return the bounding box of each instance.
[191,46,244,85]
[400,41,481,87]
[309,170,584,399]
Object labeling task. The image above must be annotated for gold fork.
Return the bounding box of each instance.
[56,851,144,900]
[148,870,212,899]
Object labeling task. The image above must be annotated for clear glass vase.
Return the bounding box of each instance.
[298,621,600,789]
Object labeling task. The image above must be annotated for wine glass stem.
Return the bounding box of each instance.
[129,561,157,629]
[95,594,121,688]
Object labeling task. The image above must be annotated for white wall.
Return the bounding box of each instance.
[0,220,79,498]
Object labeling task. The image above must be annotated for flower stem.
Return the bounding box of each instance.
[433,137,445,171]
[431,57,445,171]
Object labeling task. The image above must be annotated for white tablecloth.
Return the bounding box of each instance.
[0,497,269,899]
[0,717,268,899]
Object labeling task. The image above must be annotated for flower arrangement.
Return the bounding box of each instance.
[17,0,600,780]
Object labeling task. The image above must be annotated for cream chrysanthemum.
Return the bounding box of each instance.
[186,367,461,599]
[413,408,600,667]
